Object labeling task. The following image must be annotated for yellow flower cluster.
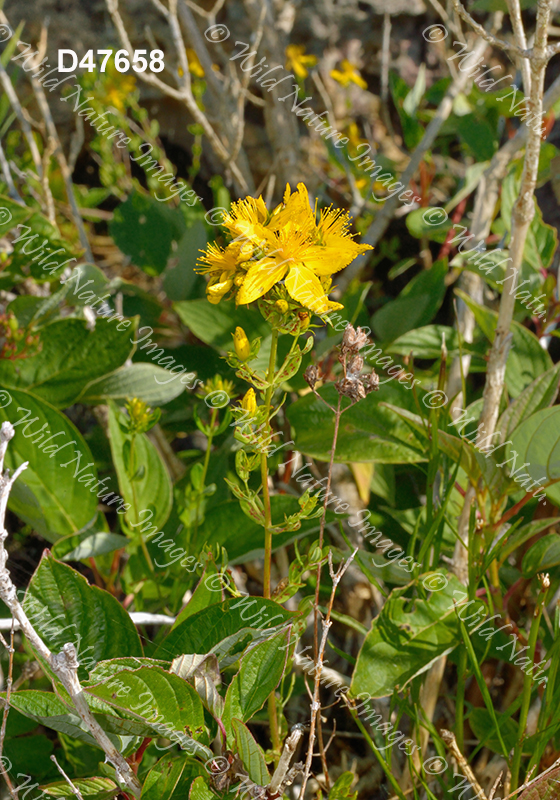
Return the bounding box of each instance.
[197,183,372,315]
[285,44,317,79]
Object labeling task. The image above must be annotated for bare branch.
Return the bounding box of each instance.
[0,422,142,798]
[50,755,85,800]
[106,0,253,194]
[450,0,527,56]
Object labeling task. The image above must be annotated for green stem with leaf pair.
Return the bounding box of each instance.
[262,327,279,602]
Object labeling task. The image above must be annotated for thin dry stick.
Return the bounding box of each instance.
[0,62,43,178]
[299,549,358,800]
[269,727,304,795]
[338,34,491,291]
[41,137,57,227]
[450,0,526,55]
[0,141,24,205]
[507,0,532,94]
[27,71,93,260]
[447,66,560,409]
[106,0,253,194]
[0,624,18,800]
[0,422,142,798]
[451,0,554,580]
[478,0,552,440]
[51,754,85,800]
[441,729,488,800]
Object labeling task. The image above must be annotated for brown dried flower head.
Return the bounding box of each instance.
[341,324,369,355]
[304,364,321,390]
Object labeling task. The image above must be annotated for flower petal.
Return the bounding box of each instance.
[236,258,290,305]
[285,264,333,314]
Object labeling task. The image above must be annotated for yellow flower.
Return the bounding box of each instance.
[232,326,251,361]
[242,388,257,414]
[330,60,367,90]
[285,44,317,79]
[186,48,205,78]
[100,63,136,111]
[197,182,372,315]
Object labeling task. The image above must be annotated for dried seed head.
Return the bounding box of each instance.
[362,371,380,394]
[341,324,369,355]
[347,355,364,375]
[304,364,321,389]
[336,376,367,402]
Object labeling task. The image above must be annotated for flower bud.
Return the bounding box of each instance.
[233,326,251,361]
[275,299,289,314]
[242,388,257,414]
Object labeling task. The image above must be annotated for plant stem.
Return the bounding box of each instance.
[260,328,280,757]
[347,707,408,800]
[194,406,218,538]
[262,327,279,601]
[456,646,467,751]
[510,578,548,790]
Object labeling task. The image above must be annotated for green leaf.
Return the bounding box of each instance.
[110,191,185,276]
[107,400,172,531]
[87,658,172,683]
[232,719,270,784]
[23,553,142,680]
[405,208,451,242]
[8,690,103,748]
[0,318,133,408]
[79,363,186,406]
[0,194,33,233]
[388,324,485,361]
[498,363,560,441]
[287,381,425,464]
[223,630,290,737]
[171,564,224,630]
[174,298,270,354]
[85,667,210,754]
[457,113,497,160]
[508,406,560,501]
[329,772,358,800]
[141,755,207,800]
[8,212,78,282]
[468,707,518,756]
[57,532,128,562]
[163,221,207,301]
[522,534,560,577]
[518,768,560,800]
[154,598,296,665]
[351,572,472,698]
[371,261,447,342]
[189,776,216,800]
[0,389,98,541]
[41,777,119,800]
